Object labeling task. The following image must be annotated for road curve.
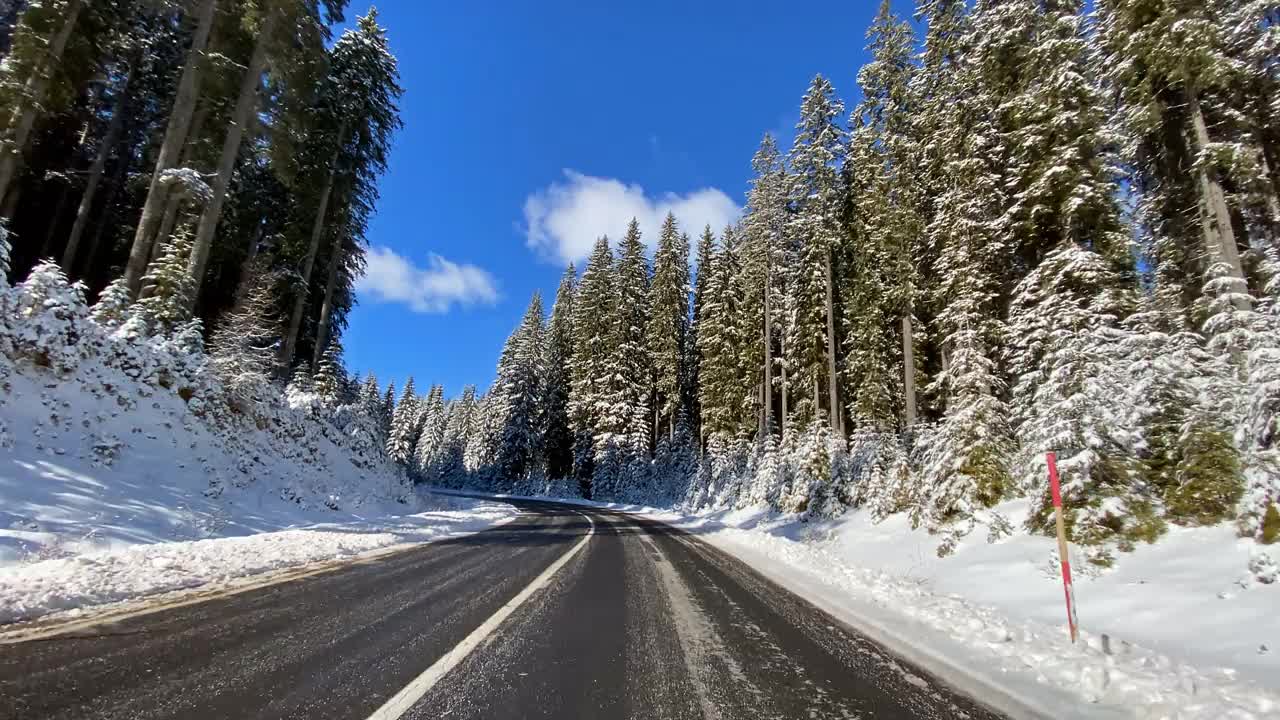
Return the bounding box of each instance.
[0,499,1008,720]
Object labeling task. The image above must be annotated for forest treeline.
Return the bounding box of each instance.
[375,0,1279,563]
[2,0,1278,564]
[0,0,401,380]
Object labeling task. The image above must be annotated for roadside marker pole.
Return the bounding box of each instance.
[1047,451,1078,643]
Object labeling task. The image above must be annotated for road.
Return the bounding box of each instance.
[0,499,1009,720]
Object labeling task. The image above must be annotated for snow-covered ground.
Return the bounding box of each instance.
[450,490,1280,720]
[0,498,517,625]
[0,275,518,625]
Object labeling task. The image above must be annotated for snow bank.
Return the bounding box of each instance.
[0,497,517,625]
[0,261,519,623]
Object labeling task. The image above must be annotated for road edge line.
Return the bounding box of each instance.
[364,509,596,720]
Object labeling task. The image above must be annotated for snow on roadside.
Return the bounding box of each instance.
[0,495,517,625]
[649,506,1280,720]
[441,489,1280,720]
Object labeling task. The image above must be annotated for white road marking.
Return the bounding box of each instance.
[365,510,596,720]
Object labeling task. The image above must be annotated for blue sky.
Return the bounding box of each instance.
[342,0,907,395]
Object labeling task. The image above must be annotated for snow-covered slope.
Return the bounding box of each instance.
[0,262,516,624]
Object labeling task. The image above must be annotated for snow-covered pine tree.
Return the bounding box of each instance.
[646,213,690,443]
[543,264,576,479]
[9,260,91,372]
[89,277,133,330]
[786,75,845,432]
[360,372,382,420]
[1095,0,1260,306]
[569,236,616,493]
[918,60,1014,537]
[208,263,280,403]
[850,0,923,431]
[1009,245,1157,561]
[696,226,741,440]
[602,220,651,497]
[132,227,196,337]
[688,225,717,447]
[434,385,477,485]
[1120,301,1243,528]
[381,380,397,436]
[386,376,418,465]
[1199,263,1280,542]
[312,342,346,406]
[495,293,547,484]
[742,135,788,438]
[412,384,447,477]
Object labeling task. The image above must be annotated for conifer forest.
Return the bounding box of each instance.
[1,0,1278,569]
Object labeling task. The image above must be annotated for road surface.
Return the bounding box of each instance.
[0,499,1009,720]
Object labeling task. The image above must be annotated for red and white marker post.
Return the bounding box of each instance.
[1047,451,1079,643]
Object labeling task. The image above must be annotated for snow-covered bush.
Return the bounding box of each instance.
[7,261,93,373]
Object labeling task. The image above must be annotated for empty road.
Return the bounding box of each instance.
[0,499,1009,720]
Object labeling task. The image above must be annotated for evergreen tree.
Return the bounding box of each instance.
[132,227,196,337]
[494,293,546,483]
[386,376,418,464]
[568,236,616,492]
[607,218,652,472]
[646,212,691,443]
[543,264,576,479]
[785,75,845,431]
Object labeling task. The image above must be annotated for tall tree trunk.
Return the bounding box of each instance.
[63,64,135,274]
[311,233,343,370]
[189,10,274,305]
[1188,89,1248,298]
[780,336,788,441]
[233,218,265,307]
[39,181,70,258]
[901,314,917,427]
[0,0,84,208]
[82,161,127,279]
[762,259,773,437]
[123,0,217,296]
[823,244,840,435]
[280,131,345,369]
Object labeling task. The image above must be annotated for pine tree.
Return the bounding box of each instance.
[607,218,652,476]
[569,236,616,492]
[544,264,576,479]
[646,213,691,443]
[208,263,279,401]
[918,59,1014,534]
[786,75,845,432]
[360,372,382,420]
[313,342,346,405]
[89,277,132,329]
[382,380,397,436]
[494,293,546,483]
[413,384,447,476]
[742,135,788,437]
[132,227,196,337]
[386,376,418,464]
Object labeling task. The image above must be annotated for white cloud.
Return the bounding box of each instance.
[523,170,741,264]
[356,246,499,314]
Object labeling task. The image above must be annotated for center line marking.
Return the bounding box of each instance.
[365,509,596,720]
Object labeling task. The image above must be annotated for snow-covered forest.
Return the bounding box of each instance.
[389,0,1279,570]
[1,0,1277,574]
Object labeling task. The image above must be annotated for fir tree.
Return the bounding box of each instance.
[786,74,845,431]
[386,376,418,464]
[544,264,576,479]
[569,236,616,492]
[646,213,691,443]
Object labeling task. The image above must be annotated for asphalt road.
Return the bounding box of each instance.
[0,499,1009,720]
